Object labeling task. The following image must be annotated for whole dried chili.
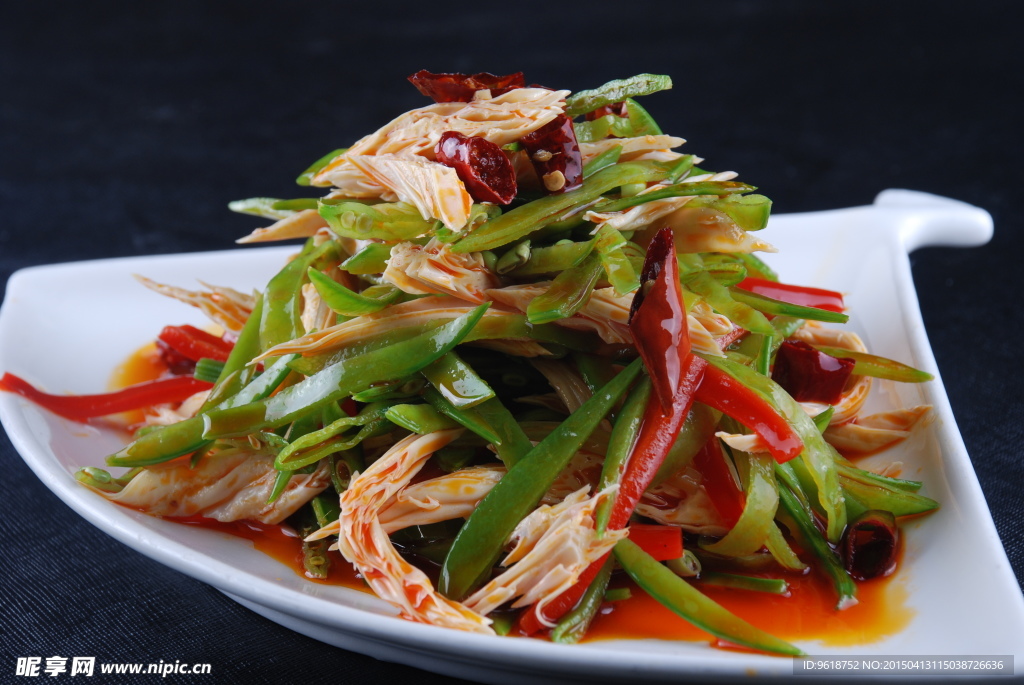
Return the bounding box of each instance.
[772,340,856,404]
[518,114,583,194]
[407,70,525,103]
[842,509,899,580]
[434,131,517,205]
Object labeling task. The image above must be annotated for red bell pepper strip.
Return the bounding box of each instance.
[736,277,845,313]
[0,372,212,422]
[626,523,684,562]
[694,363,803,463]
[157,325,234,363]
[692,437,745,528]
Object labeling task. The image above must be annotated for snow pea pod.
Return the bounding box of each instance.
[592,181,756,215]
[296,148,347,186]
[614,538,804,656]
[385,403,459,435]
[439,357,643,600]
[809,345,933,383]
[202,304,489,439]
[420,351,495,408]
[507,239,595,277]
[550,557,615,644]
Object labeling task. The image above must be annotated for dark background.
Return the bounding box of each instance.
[1,1,1021,683]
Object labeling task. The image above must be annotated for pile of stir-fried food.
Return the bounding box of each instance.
[0,71,939,654]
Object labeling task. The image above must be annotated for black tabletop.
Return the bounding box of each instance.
[2,2,1022,683]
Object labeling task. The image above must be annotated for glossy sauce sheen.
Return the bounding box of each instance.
[113,345,912,647]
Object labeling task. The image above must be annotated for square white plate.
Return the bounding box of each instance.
[1,189,1020,683]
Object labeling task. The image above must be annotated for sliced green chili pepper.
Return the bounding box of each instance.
[260,239,337,353]
[689,194,772,231]
[776,478,858,610]
[701,450,778,557]
[296,148,347,186]
[526,253,603,324]
[687,271,774,336]
[808,346,933,383]
[698,572,790,595]
[594,226,639,295]
[581,145,622,177]
[613,539,803,656]
[106,354,297,467]
[385,403,459,435]
[507,239,594,277]
[202,304,489,439]
[320,200,437,241]
[565,73,673,119]
[439,358,643,599]
[550,557,615,644]
[729,287,850,324]
[340,242,392,275]
[421,351,495,409]
[307,268,401,316]
[452,161,670,253]
[227,197,295,220]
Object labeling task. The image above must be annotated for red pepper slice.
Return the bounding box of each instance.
[0,372,212,422]
[158,325,234,363]
[407,70,525,103]
[736,277,846,313]
[692,437,745,528]
[625,524,683,562]
[518,114,583,194]
[772,340,855,404]
[694,364,803,463]
[434,131,517,205]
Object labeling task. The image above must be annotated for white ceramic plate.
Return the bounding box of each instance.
[1,190,1021,683]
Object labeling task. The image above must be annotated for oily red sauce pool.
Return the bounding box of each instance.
[112,344,913,648]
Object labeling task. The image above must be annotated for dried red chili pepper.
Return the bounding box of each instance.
[629,226,688,410]
[772,340,855,404]
[407,70,525,103]
[518,114,583,194]
[842,509,899,580]
[585,102,628,120]
[434,131,517,205]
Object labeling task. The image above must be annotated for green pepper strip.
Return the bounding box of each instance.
[421,351,495,408]
[687,271,774,336]
[592,181,756,215]
[385,404,459,435]
[614,539,804,656]
[702,354,847,543]
[307,268,401,316]
[698,572,790,595]
[839,465,938,519]
[594,377,651,536]
[565,73,673,119]
[550,557,615,644]
[650,403,720,487]
[508,239,595,277]
[730,288,850,325]
[809,345,933,383]
[319,200,437,242]
[227,197,294,220]
[340,242,392,275]
[701,450,779,557]
[764,522,808,571]
[451,161,669,253]
[350,376,426,402]
[275,402,395,471]
[737,252,778,281]
[106,354,297,467]
[260,239,337,353]
[594,226,639,295]
[439,358,643,599]
[296,148,347,186]
[581,145,622,177]
[776,478,858,610]
[202,304,489,439]
[526,253,604,324]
